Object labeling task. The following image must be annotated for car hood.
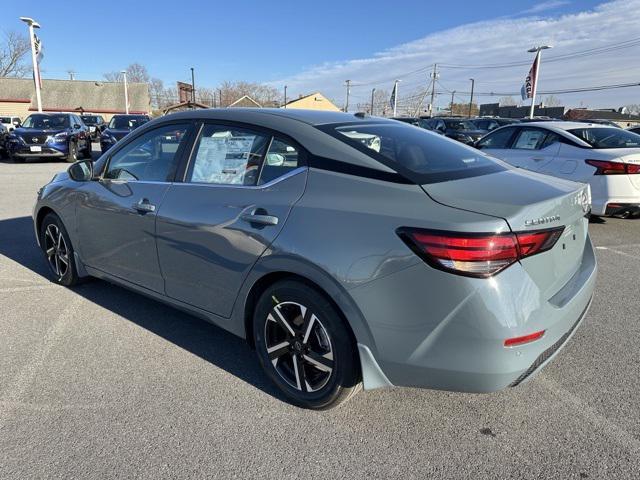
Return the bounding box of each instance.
[14,127,66,136]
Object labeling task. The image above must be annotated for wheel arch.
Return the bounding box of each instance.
[237,262,375,354]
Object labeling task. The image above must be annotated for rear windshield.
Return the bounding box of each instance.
[324,122,506,183]
[568,127,640,149]
[108,115,148,130]
[443,119,475,130]
[0,117,10,123]
[81,115,100,124]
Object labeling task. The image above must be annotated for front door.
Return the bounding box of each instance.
[76,122,192,292]
[156,124,307,317]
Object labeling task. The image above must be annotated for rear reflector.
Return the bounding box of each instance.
[586,159,640,175]
[397,227,564,278]
[504,330,545,347]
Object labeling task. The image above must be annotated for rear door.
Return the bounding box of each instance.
[508,127,560,171]
[76,122,193,292]
[155,123,307,318]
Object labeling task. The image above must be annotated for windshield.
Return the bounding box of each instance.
[568,127,640,149]
[0,117,11,123]
[327,122,506,183]
[443,119,475,130]
[108,116,148,130]
[81,115,100,125]
[22,114,70,129]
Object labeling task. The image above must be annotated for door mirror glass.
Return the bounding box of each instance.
[68,160,94,182]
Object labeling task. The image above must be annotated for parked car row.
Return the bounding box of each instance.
[2,112,150,162]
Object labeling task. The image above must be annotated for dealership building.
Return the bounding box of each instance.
[0,77,150,121]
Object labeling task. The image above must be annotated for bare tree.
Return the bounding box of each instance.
[104,63,151,83]
[0,31,31,77]
[498,96,517,106]
[623,104,640,115]
[542,95,562,107]
[218,81,280,107]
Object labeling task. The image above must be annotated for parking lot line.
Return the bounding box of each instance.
[595,246,640,259]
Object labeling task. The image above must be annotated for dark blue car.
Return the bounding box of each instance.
[7,113,91,163]
[100,114,150,154]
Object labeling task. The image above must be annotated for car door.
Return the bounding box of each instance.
[475,126,518,160]
[155,123,307,318]
[75,122,193,292]
[506,127,560,171]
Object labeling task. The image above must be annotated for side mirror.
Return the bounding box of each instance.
[74,123,81,129]
[68,159,93,182]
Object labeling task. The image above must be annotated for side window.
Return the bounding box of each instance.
[476,120,488,130]
[513,128,548,150]
[104,123,189,182]
[259,138,303,185]
[187,124,270,186]
[540,132,560,149]
[476,127,516,149]
[487,121,499,131]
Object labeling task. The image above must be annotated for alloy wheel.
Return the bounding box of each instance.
[44,223,69,278]
[264,301,334,393]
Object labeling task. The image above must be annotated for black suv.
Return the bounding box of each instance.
[471,117,520,132]
[421,117,488,145]
[81,114,106,140]
[7,113,91,163]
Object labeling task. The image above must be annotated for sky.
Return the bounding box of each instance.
[2,0,639,110]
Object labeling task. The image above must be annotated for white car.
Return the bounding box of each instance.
[477,121,640,217]
[0,116,22,132]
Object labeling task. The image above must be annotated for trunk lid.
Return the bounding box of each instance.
[422,168,591,297]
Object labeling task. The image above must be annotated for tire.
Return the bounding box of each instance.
[65,141,78,163]
[253,280,362,410]
[82,137,92,159]
[39,213,80,286]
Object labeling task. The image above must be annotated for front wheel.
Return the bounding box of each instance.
[39,213,80,286]
[253,280,361,410]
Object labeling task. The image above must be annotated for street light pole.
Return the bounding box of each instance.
[284,85,287,108]
[121,70,129,114]
[370,88,376,115]
[450,90,455,114]
[468,78,475,118]
[344,80,351,112]
[393,79,400,117]
[190,67,196,103]
[527,45,552,119]
[20,17,42,113]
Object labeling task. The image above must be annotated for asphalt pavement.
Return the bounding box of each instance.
[0,152,639,479]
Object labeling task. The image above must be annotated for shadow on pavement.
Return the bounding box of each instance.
[0,215,285,403]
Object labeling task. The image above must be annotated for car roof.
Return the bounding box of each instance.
[516,121,617,131]
[164,108,395,127]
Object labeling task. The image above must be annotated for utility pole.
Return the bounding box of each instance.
[450,90,455,114]
[344,80,351,112]
[68,70,75,81]
[218,89,223,108]
[527,45,553,119]
[429,64,438,117]
[284,85,288,108]
[370,88,376,115]
[190,67,196,103]
[392,80,399,117]
[468,78,475,118]
[122,70,129,114]
[20,17,42,112]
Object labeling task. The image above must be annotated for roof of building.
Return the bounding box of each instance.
[283,92,338,107]
[0,77,150,114]
[227,95,262,108]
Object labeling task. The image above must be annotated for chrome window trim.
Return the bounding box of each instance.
[171,166,307,190]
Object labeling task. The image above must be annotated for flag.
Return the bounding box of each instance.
[521,51,539,101]
[33,34,44,89]
[389,82,397,109]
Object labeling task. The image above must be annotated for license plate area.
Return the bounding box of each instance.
[30,146,42,152]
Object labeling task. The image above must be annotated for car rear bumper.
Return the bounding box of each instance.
[349,235,597,392]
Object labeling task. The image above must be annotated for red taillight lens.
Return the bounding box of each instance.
[504,330,545,347]
[586,159,640,175]
[398,227,564,278]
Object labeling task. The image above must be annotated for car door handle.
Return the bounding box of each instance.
[133,199,156,213]
[532,157,545,161]
[241,210,279,226]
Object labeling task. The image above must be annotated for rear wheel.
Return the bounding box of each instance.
[253,280,361,410]
[39,213,80,286]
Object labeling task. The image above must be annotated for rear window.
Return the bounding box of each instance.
[568,127,640,149]
[324,122,506,183]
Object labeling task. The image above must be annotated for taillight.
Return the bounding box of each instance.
[397,227,564,278]
[585,159,640,175]
[504,330,545,347]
